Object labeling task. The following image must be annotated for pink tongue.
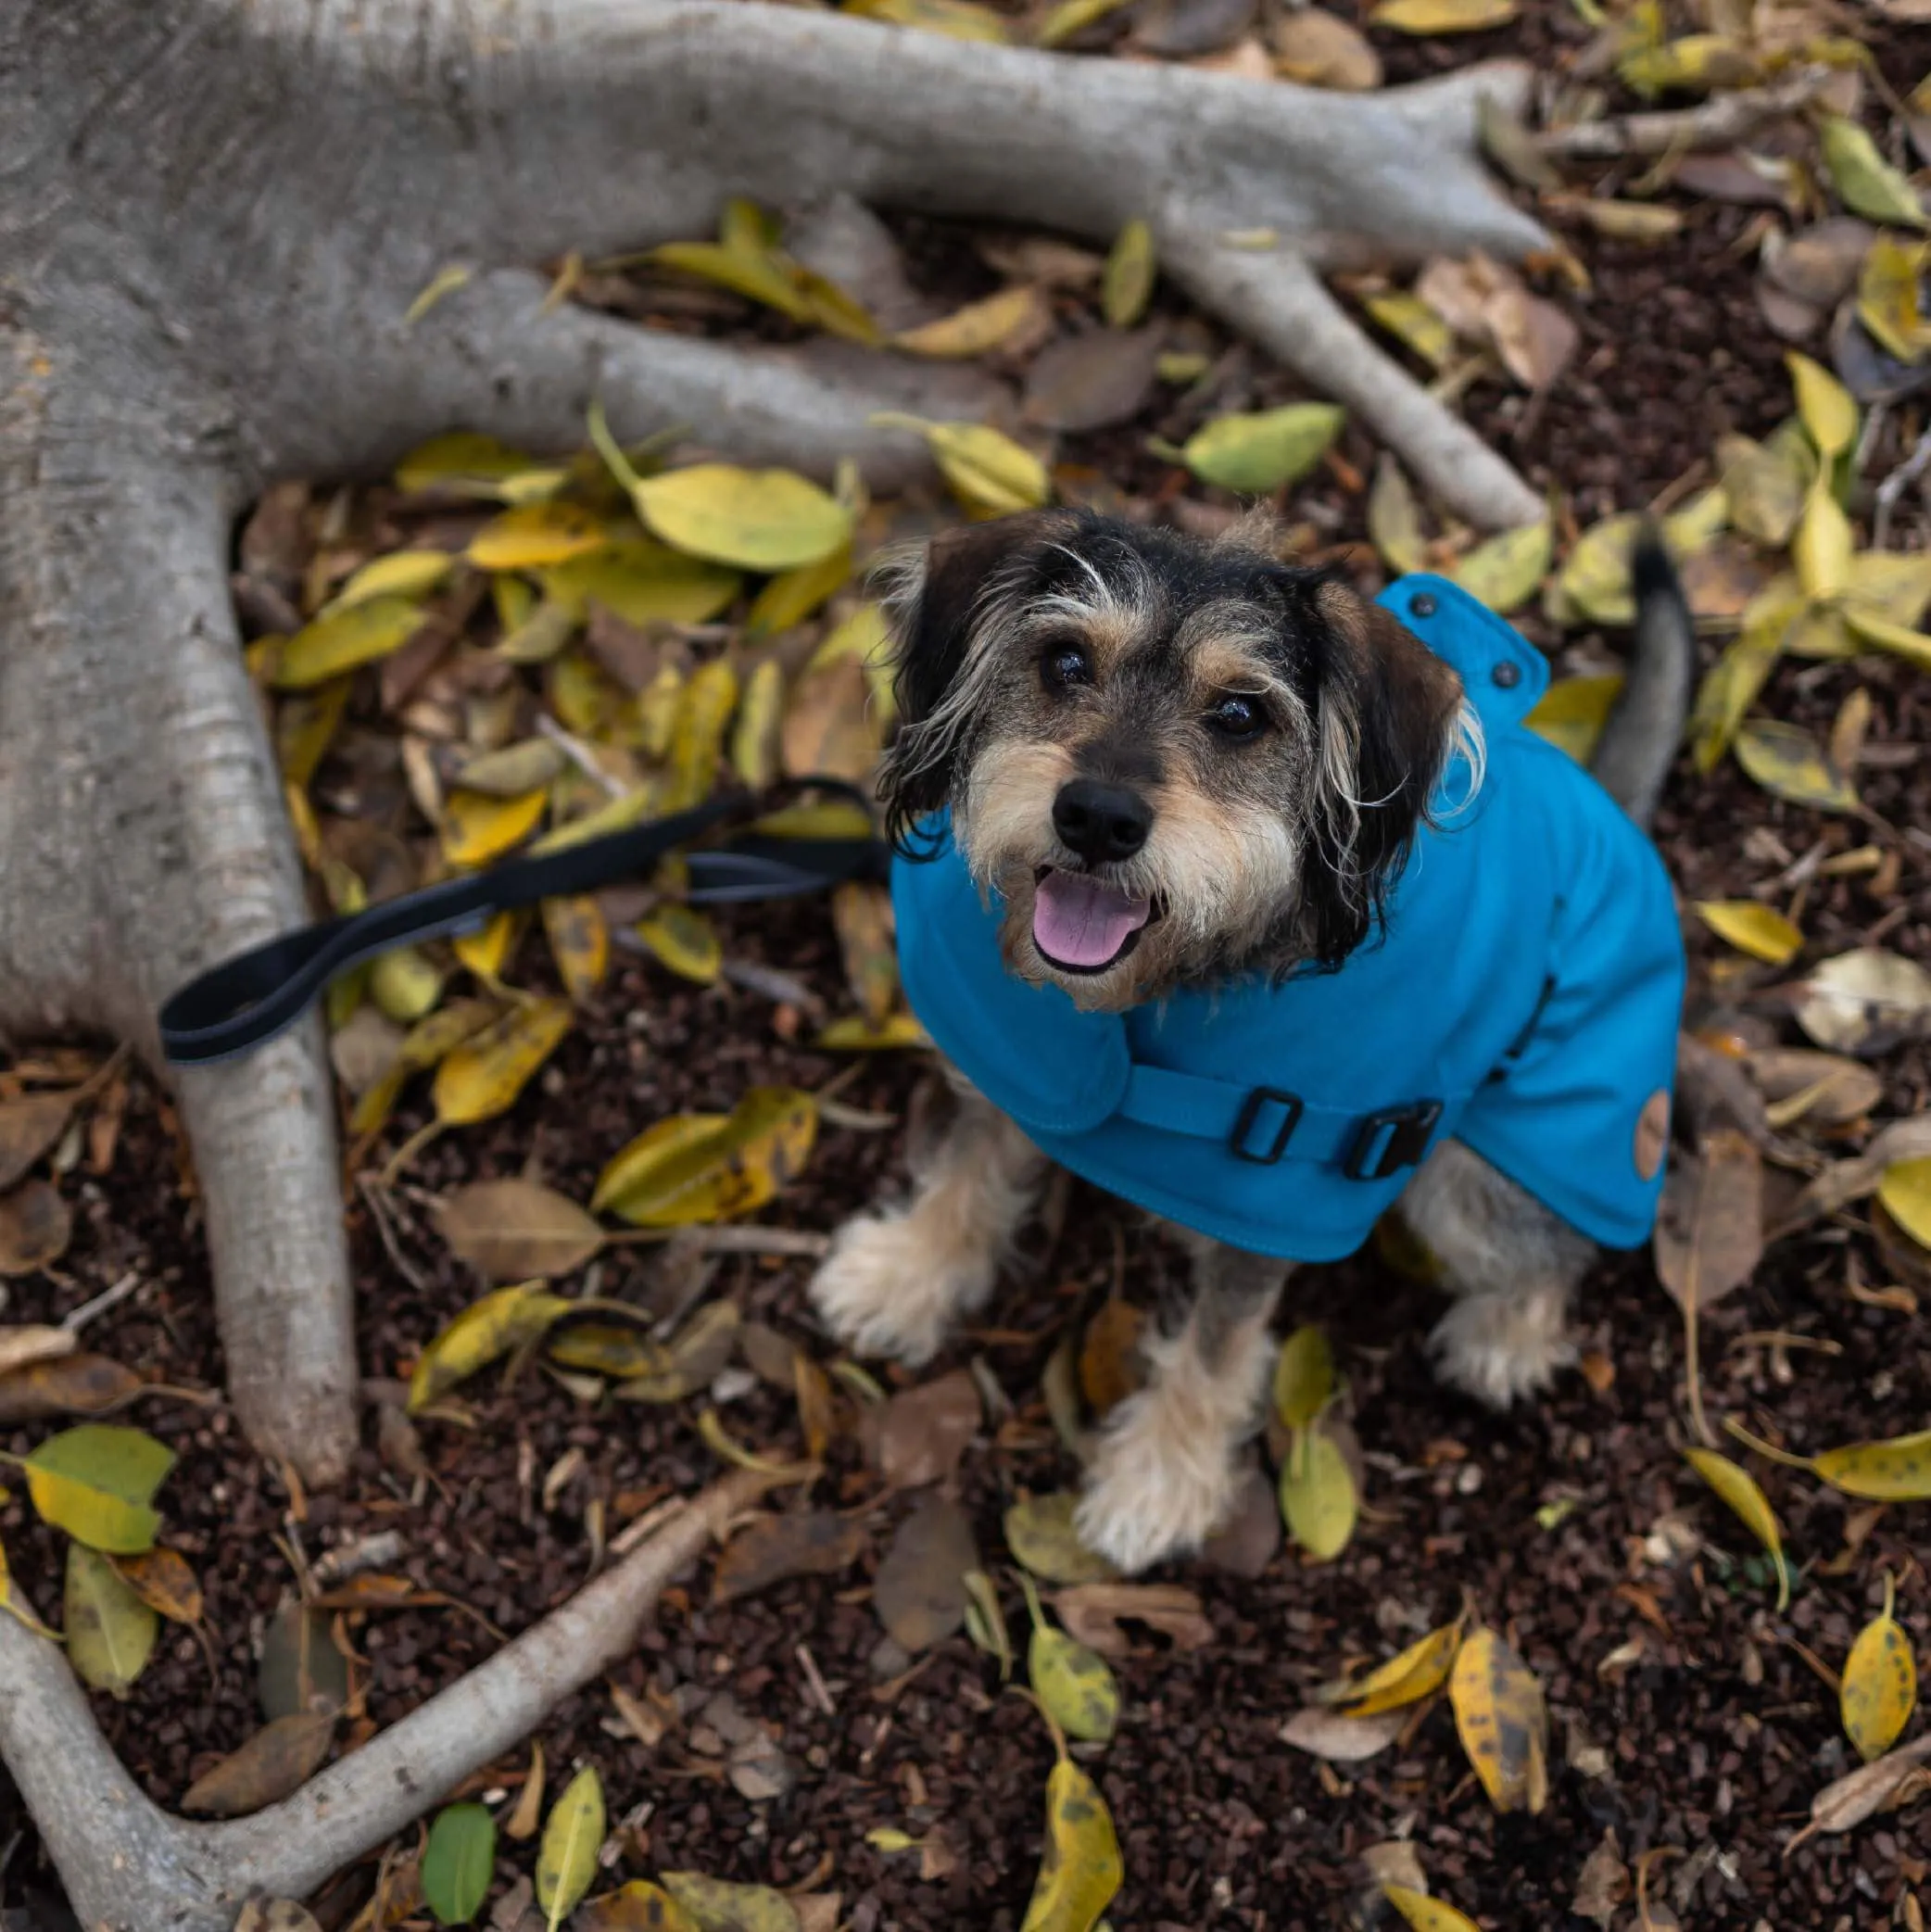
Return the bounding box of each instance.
[1032,869,1152,968]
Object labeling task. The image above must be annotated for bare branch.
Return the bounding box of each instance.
[1536,64,1836,160]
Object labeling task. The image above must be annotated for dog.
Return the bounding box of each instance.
[809,508,1692,1573]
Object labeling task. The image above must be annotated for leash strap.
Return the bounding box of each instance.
[158,781,890,1067]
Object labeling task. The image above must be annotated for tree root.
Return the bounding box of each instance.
[0,1471,771,1932]
[1536,62,1836,160]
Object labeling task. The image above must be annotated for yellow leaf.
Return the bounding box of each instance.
[876,414,1052,518]
[1551,512,1640,627]
[663,1874,802,1932]
[111,1547,204,1626]
[1794,481,1852,601]
[1879,1156,1931,1250]
[1571,198,1683,242]
[1843,1574,1916,1762]
[269,596,425,691]
[1718,431,1811,548]
[542,895,609,1003]
[1689,585,1796,772]
[276,679,352,790]
[1734,719,1859,813]
[577,1883,700,1932]
[1364,291,1454,370]
[745,546,852,636]
[1272,1326,1334,1432]
[1005,1493,1117,1586]
[847,0,1011,40]
[1693,901,1803,966]
[612,1300,742,1403]
[0,1534,55,1638]
[1843,605,1931,671]
[1619,32,1757,95]
[631,465,852,572]
[665,658,739,811]
[327,549,456,611]
[550,649,618,740]
[21,1463,158,1555]
[1367,457,1427,576]
[409,1282,574,1412]
[1279,1427,1357,1561]
[396,432,561,501]
[22,1423,173,1555]
[1526,674,1622,763]
[730,659,784,789]
[540,539,741,627]
[1370,0,1517,32]
[635,905,724,985]
[1813,1430,1931,1500]
[895,286,1049,359]
[442,787,548,868]
[467,501,611,571]
[1334,1621,1464,1717]
[816,1012,931,1051]
[1787,352,1860,461]
[1819,115,1930,231]
[650,239,814,322]
[1019,1756,1123,1932]
[1037,0,1132,44]
[535,1765,604,1932]
[1027,1588,1120,1744]
[65,1544,158,1698]
[1382,1885,1482,1932]
[531,786,656,858]
[1846,549,1931,629]
[832,881,899,1029]
[594,1087,817,1227]
[1684,1447,1789,1609]
[431,998,574,1127]
[1102,220,1155,330]
[451,911,526,989]
[1451,516,1552,615]
[1859,235,1931,364]
[1662,481,1729,554]
[1448,1625,1549,1813]
[1180,404,1345,494]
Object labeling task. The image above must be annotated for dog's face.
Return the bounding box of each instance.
[877,509,1474,1010]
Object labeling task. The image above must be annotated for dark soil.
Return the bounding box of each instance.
[7,6,1931,1929]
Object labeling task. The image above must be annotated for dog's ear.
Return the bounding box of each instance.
[877,510,1070,849]
[1295,578,1469,966]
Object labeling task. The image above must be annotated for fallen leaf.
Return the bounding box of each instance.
[1879,1157,1931,1250]
[636,905,725,986]
[1794,479,1853,601]
[832,882,899,1029]
[1814,1429,1931,1499]
[435,1178,605,1283]
[1077,1298,1144,1418]
[1452,516,1554,616]
[22,1423,173,1554]
[407,1281,574,1411]
[1271,6,1382,85]
[1789,1733,1931,1849]
[548,1318,672,1381]
[543,541,739,629]
[1027,1585,1120,1744]
[1655,1129,1762,1315]
[271,597,425,690]
[0,1088,82,1193]
[1367,457,1427,575]
[1331,1620,1464,1716]
[964,1567,1015,1677]
[577,1883,700,1932]
[1449,1625,1548,1813]
[871,1369,982,1489]
[1383,1886,1481,1932]
[1734,718,1858,813]
[0,1325,75,1376]
[895,285,1049,359]
[1102,220,1156,329]
[1525,674,1622,763]
[875,1495,978,1649]
[1280,1425,1357,1561]
[1037,0,1133,44]
[112,1547,203,1626]
[594,1088,817,1227]
[1718,431,1811,547]
[713,1511,866,1602]
[0,1180,72,1277]
[1685,1447,1789,1609]
[1370,0,1515,30]
[1278,1705,1408,1761]
[1788,350,1860,460]
[662,1873,801,1932]
[781,656,881,786]
[432,998,574,1127]
[506,1740,547,1841]
[1365,290,1455,369]
[64,1542,158,1698]
[730,658,784,790]
[1272,1325,1334,1432]
[397,431,558,500]
[630,465,852,572]
[1019,1753,1123,1932]
[536,1765,604,1931]
[421,1802,498,1926]
[1006,1493,1117,1586]
[0,1353,145,1424]
[1858,234,1931,362]
[1749,1047,1881,1128]
[1054,1582,1214,1657]
[467,501,609,571]
[1022,330,1160,434]
[613,1300,742,1402]
[1819,114,1929,231]
[663,657,739,811]
[1843,1573,1916,1762]
[1620,32,1758,95]
[875,414,1052,517]
[1694,901,1801,966]
[179,1711,335,1814]
[259,1600,349,1721]
[1571,1828,1632,1927]
[1795,949,1931,1052]
[1180,403,1344,493]
[543,893,609,1002]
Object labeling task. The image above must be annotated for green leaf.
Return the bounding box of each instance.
[20,1424,173,1553]
[64,1543,158,1697]
[1279,1426,1357,1561]
[1450,516,1551,615]
[1272,1326,1334,1432]
[422,1803,498,1926]
[1819,115,1929,231]
[630,465,852,571]
[1180,404,1344,494]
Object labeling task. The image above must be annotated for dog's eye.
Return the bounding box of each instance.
[1041,641,1093,690]
[1206,693,1266,739]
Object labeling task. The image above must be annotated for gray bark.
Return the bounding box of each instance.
[0,2,1548,1919]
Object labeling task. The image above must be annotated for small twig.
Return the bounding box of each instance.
[357,1174,431,1296]
[1874,422,1931,552]
[603,1225,831,1260]
[536,713,625,799]
[796,1642,838,1717]
[60,1270,140,1335]
[1536,65,1835,159]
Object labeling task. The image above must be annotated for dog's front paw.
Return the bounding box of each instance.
[806,1210,993,1367]
[1429,1285,1574,1409]
[1074,1387,1240,1574]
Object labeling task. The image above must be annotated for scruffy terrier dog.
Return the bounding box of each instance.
[810,509,1691,1573]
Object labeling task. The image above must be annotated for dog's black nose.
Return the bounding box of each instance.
[1053,779,1152,863]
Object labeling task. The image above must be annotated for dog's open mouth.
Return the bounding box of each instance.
[1031,865,1155,973]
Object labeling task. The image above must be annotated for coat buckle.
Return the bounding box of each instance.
[1344,1101,1443,1181]
[1230,1088,1302,1164]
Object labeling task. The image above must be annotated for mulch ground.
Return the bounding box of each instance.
[8,5,1931,1928]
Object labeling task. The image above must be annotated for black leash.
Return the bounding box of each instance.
[158,780,890,1067]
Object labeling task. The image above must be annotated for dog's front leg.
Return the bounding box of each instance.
[808,1074,1046,1368]
[1075,1233,1287,1574]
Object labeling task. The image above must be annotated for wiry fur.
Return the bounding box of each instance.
[814,511,1694,1573]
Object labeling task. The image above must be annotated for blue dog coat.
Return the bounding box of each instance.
[891,575,1685,1262]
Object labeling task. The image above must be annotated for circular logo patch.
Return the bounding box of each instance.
[1634,1089,1670,1181]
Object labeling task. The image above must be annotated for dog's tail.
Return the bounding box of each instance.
[1588,524,1695,832]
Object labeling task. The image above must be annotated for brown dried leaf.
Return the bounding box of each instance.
[873,1495,978,1650]
[870,1369,982,1490]
[435,1177,606,1282]
[1278,1705,1408,1762]
[0,1325,75,1377]
[1654,1129,1763,1312]
[1790,1733,1931,1849]
[1054,1581,1214,1657]
[0,1090,79,1193]
[112,1547,204,1625]
[180,1711,336,1816]
[1572,1829,1631,1926]
[713,1511,866,1603]
[1021,329,1160,433]
[1078,1298,1145,1417]
[0,1352,144,1424]
[781,654,881,785]
[1271,6,1382,87]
